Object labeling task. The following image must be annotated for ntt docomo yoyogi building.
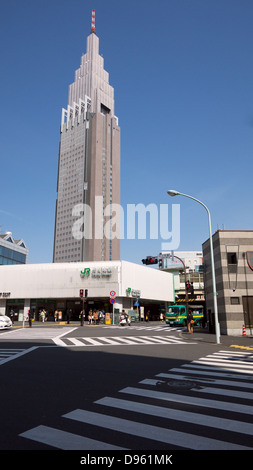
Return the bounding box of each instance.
[0,261,173,322]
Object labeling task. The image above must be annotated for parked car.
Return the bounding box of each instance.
[0,315,12,330]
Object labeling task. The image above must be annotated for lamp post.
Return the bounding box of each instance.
[167,190,220,344]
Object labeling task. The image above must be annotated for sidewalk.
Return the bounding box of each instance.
[179,325,253,348]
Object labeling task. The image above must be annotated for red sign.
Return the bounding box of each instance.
[246,251,253,271]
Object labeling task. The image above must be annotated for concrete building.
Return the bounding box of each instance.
[203,230,253,336]
[162,251,205,312]
[0,232,28,265]
[53,11,120,263]
[0,261,173,322]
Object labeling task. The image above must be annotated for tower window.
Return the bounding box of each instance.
[101,103,110,115]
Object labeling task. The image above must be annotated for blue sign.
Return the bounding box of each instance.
[134,297,139,307]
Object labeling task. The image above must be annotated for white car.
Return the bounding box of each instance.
[0,315,12,330]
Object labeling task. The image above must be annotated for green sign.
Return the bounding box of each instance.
[80,268,91,277]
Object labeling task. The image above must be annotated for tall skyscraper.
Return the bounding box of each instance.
[53,11,120,263]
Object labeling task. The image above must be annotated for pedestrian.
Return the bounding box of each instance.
[187,310,194,334]
[80,310,84,326]
[28,309,33,327]
[40,309,46,323]
[66,308,72,324]
[93,310,98,325]
[9,309,15,324]
[88,309,93,324]
[54,310,58,322]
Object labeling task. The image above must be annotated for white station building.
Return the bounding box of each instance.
[0,261,173,322]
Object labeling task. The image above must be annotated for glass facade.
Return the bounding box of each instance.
[0,246,27,265]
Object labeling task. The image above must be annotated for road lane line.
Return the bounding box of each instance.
[95,396,253,437]
[63,409,251,450]
[120,386,253,415]
[0,346,38,365]
[19,425,126,450]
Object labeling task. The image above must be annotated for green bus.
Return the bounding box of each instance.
[165,305,204,327]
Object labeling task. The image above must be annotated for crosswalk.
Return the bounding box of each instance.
[53,334,194,347]
[20,349,253,450]
[103,324,177,331]
[0,347,38,365]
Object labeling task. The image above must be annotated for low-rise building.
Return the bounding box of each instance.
[203,230,253,336]
[0,231,28,265]
[0,260,173,322]
[162,251,205,313]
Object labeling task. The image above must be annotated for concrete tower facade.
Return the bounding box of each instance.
[53,11,120,262]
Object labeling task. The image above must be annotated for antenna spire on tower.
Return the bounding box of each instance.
[91,9,96,33]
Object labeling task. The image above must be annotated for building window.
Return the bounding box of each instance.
[227,252,238,275]
[227,252,237,265]
[230,297,240,305]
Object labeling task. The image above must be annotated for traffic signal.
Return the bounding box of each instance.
[85,289,88,298]
[158,258,163,268]
[80,289,84,298]
[142,256,158,265]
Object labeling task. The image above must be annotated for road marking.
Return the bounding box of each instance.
[182,362,253,375]
[63,408,250,450]
[0,327,77,340]
[95,396,253,437]
[103,325,178,331]
[156,371,253,389]
[0,347,38,365]
[19,425,126,450]
[19,349,253,450]
[193,358,253,372]
[67,337,85,346]
[120,386,253,415]
[191,385,253,400]
[231,345,253,351]
[170,366,253,381]
[52,335,195,347]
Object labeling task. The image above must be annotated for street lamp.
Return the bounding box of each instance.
[167,190,220,344]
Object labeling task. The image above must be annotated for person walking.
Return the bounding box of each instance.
[40,309,46,323]
[66,308,72,324]
[28,309,33,327]
[187,310,194,334]
[9,309,15,324]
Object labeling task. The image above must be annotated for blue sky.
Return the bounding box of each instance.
[0,0,252,264]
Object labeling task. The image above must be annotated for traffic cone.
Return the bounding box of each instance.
[242,324,247,337]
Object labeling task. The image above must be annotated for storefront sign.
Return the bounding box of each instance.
[80,268,90,277]
[0,292,11,298]
[126,288,141,297]
[80,267,112,278]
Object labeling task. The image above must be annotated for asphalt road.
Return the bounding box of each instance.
[0,322,252,464]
